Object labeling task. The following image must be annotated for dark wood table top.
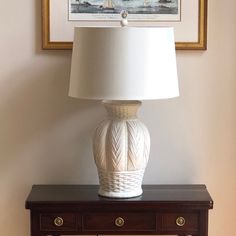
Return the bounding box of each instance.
[25,185,213,209]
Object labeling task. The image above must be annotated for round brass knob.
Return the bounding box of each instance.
[115,217,125,227]
[54,217,64,227]
[176,216,185,227]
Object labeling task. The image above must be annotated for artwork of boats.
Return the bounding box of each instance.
[70,0,178,15]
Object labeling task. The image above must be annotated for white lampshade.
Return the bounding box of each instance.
[69,27,179,100]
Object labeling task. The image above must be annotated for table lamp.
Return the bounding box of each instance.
[69,27,179,198]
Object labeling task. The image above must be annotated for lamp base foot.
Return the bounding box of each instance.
[98,188,143,198]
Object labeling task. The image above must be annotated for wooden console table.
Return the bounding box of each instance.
[25,185,213,236]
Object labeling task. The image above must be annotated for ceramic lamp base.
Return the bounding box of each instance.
[93,100,150,198]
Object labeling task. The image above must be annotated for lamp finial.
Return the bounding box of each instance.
[120,10,128,27]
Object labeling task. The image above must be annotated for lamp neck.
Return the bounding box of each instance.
[102,100,142,119]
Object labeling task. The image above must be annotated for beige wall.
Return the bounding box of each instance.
[0,0,236,235]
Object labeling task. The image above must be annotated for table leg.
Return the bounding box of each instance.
[199,210,209,236]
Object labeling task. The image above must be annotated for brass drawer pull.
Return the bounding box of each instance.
[176,216,185,227]
[54,217,64,227]
[115,217,125,227]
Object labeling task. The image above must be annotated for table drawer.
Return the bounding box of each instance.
[40,213,78,232]
[161,213,198,232]
[83,212,156,232]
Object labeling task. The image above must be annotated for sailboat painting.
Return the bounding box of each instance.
[68,0,180,21]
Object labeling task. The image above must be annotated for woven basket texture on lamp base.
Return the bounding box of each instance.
[93,101,150,198]
[98,170,144,198]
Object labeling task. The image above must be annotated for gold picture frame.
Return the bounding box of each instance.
[42,0,208,50]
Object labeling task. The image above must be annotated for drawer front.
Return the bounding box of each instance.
[162,213,198,232]
[40,213,78,232]
[83,212,156,232]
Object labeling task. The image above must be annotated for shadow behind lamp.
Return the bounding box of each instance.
[69,27,179,198]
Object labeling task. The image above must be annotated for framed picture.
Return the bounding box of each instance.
[42,0,207,50]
